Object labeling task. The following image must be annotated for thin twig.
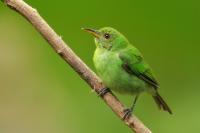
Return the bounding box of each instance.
[1,0,152,132]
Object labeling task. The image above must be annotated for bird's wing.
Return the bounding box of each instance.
[119,46,159,89]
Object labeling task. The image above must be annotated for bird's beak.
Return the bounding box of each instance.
[82,28,100,38]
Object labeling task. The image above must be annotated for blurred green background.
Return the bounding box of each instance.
[0,0,199,132]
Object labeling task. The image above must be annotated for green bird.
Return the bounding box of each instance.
[83,27,172,118]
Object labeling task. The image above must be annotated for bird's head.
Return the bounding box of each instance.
[83,27,129,51]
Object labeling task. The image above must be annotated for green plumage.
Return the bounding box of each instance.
[84,27,172,114]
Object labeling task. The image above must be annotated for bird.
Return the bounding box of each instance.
[82,27,172,119]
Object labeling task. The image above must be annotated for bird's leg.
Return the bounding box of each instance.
[123,94,139,120]
[97,87,110,97]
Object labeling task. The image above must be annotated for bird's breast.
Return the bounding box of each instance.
[93,49,120,77]
[93,49,146,94]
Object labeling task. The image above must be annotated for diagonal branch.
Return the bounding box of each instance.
[1,0,152,132]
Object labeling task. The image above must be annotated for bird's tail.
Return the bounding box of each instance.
[152,92,172,114]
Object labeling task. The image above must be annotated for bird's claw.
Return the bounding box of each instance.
[122,108,133,120]
[97,87,110,97]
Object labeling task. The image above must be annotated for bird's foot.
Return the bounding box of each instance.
[97,87,110,97]
[122,108,133,120]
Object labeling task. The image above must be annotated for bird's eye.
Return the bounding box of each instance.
[104,33,110,39]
